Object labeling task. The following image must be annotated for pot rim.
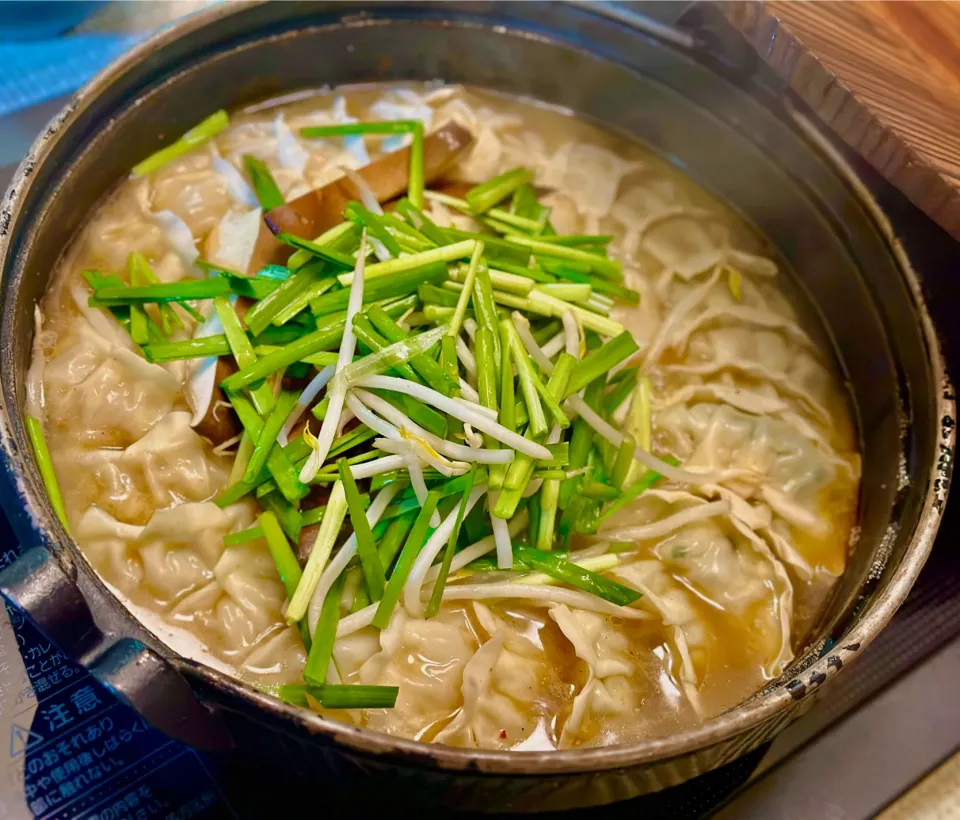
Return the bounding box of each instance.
[0,0,953,776]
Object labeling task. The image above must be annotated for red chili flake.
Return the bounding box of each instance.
[499,729,507,739]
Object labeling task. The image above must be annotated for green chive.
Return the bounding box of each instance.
[244,391,299,483]
[377,512,416,574]
[133,109,229,176]
[395,198,451,247]
[275,232,356,269]
[339,459,386,601]
[597,460,673,524]
[300,121,418,138]
[501,319,547,437]
[25,416,69,533]
[90,278,231,307]
[366,305,459,396]
[317,685,399,709]
[303,572,345,686]
[229,392,307,503]
[345,201,401,258]
[245,259,329,335]
[418,284,460,307]
[258,511,304,600]
[143,335,230,363]
[223,526,264,547]
[243,154,285,210]
[515,546,641,606]
[215,296,275,415]
[288,221,360,270]
[222,316,346,392]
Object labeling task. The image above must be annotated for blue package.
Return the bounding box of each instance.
[0,31,144,118]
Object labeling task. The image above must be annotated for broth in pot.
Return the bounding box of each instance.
[28,84,859,751]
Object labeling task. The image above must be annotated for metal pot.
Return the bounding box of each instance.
[0,1,952,811]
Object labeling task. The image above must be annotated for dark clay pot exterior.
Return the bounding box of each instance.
[0,2,952,812]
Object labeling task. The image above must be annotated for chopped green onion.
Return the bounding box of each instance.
[565,331,639,396]
[314,262,447,317]
[612,435,635,491]
[426,465,478,618]
[449,240,483,338]
[465,167,533,214]
[409,120,425,209]
[728,267,742,301]
[287,480,348,623]
[507,235,623,281]
[132,109,228,176]
[337,240,476,286]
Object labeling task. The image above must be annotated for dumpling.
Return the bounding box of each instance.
[549,605,637,749]
[75,506,146,594]
[119,411,229,507]
[72,179,169,273]
[137,502,238,604]
[172,538,288,660]
[435,604,566,750]
[611,559,708,711]
[44,316,179,447]
[351,607,479,741]
[149,149,234,238]
[241,627,306,683]
[655,403,844,526]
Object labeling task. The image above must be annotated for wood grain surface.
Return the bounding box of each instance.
[724,1,960,240]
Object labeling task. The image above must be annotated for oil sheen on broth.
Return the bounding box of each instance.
[30,84,860,751]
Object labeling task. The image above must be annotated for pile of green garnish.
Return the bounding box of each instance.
[58,110,676,711]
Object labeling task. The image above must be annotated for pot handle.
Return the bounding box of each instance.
[0,545,234,752]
